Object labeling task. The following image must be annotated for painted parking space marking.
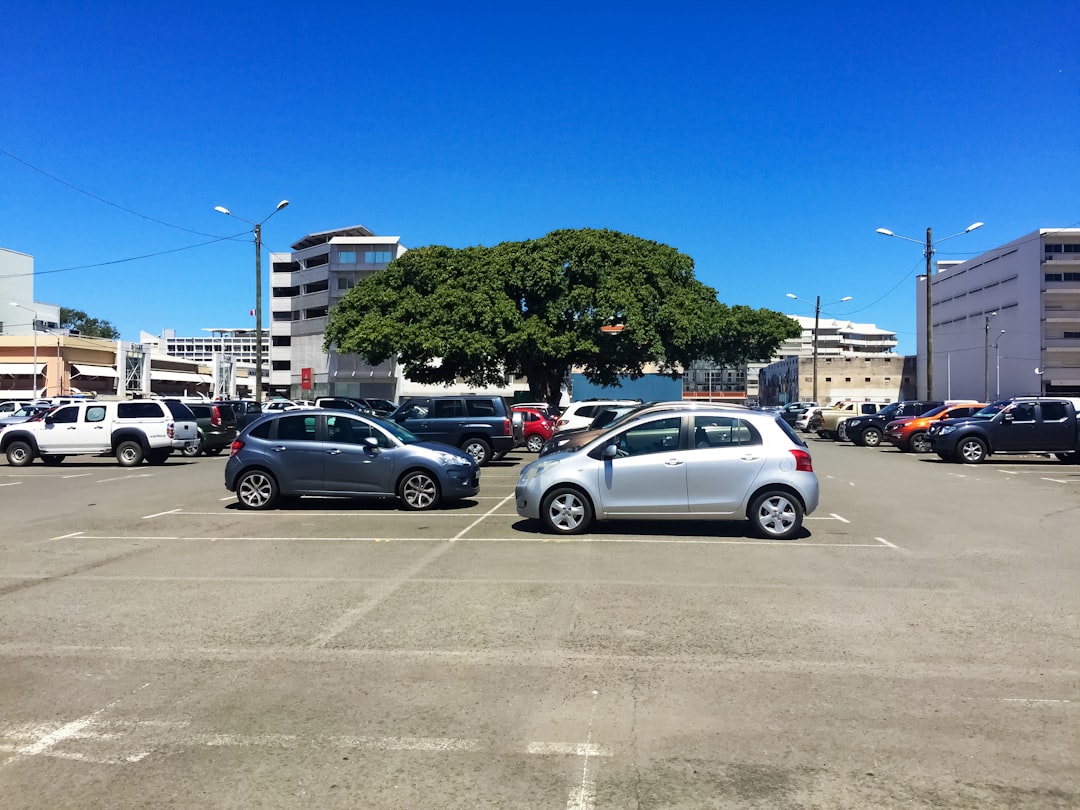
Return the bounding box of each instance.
[142,508,182,520]
[875,536,900,549]
[62,473,93,479]
[97,474,154,484]
[828,513,850,523]
[0,482,22,488]
[1041,477,1070,484]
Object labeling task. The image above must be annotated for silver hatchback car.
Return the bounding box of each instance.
[515,407,819,539]
[225,410,480,510]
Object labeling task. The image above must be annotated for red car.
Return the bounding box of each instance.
[512,406,556,453]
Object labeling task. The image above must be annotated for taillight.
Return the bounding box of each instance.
[502,418,512,436]
[790,448,813,472]
[210,405,222,427]
[167,421,175,439]
[229,439,245,457]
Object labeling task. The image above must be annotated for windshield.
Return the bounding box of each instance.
[973,400,1011,418]
[370,415,420,444]
[876,402,899,418]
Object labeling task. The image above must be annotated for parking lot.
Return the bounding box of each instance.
[1,440,1077,808]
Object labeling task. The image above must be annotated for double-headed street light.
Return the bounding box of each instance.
[214,200,289,403]
[786,292,853,405]
[9,302,39,398]
[875,221,984,399]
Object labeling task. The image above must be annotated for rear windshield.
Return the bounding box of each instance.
[118,402,165,419]
[773,415,808,448]
[163,401,196,420]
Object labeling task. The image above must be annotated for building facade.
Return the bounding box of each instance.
[269,226,408,401]
[922,229,1080,400]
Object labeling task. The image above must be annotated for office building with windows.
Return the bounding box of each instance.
[269,226,408,400]
[925,228,1080,399]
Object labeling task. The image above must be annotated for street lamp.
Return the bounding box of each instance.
[786,292,853,405]
[876,221,984,399]
[9,302,39,398]
[993,329,1005,399]
[982,310,998,401]
[214,200,289,403]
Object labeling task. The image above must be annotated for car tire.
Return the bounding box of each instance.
[861,427,882,447]
[540,486,593,535]
[181,438,203,458]
[204,447,224,456]
[816,430,829,439]
[909,432,931,453]
[461,438,492,467]
[957,437,988,464]
[6,441,35,466]
[236,469,279,510]
[115,440,144,467]
[1054,451,1080,463]
[749,490,804,540]
[40,454,64,466]
[526,434,545,453]
[398,470,441,510]
[936,451,955,461]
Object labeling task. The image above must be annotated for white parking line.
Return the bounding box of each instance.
[875,537,900,549]
[1041,477,1070,484]
[0,482,22,488]
[97,474,154,484]
[142,508,182,520]
[62,473,93,479]
[829,513,850,523]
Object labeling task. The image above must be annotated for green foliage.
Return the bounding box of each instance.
[59,307,120,339]
[325,229,799,405]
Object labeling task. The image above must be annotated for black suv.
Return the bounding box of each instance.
[841,400,944,447]
[214,400,264,430]
[175,401,238,457]
[389,395,517,465]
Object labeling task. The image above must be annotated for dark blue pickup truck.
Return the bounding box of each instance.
[926,397,1080,463]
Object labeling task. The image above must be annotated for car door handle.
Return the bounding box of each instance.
[740,453,760,461]
[272,445,288,452]
[664,458,684,467]
[327,449,342,455]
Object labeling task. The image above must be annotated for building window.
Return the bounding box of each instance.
[364,250,393,264]
[1065,332,1080,339]
[337,250,357,264]
[845,377,852,382]
[304,306,328,319]
[825,377,832,382]
[302,279,329,294]
[865,377,871,382]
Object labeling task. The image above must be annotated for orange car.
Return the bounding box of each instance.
[883,402,986,453]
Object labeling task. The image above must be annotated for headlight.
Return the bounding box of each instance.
[519,458,561,482]
[435,451,472,467]
[937,425,957,435]
[848,419,863,428]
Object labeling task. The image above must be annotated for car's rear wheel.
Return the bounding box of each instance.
[957,437,988,464]
[399,470,441,510]
[116,440,144,467]
[236,469,278,509]
[6,441,35,466]
[147,449,171,465]
[749,491,803,540]
[861,427,882,447]
[540,486,593,535]
[909,432,931,453]
[526,434,545,453]
[181,438,203,457]
[40,454,64,466]
[461,438,492,466]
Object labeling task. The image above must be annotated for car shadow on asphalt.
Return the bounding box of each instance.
[510,518,812,542]
[222,496,480,512]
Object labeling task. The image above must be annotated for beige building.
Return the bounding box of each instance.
[758,354,917,407]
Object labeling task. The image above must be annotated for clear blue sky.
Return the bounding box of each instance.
[2,1,1077,355]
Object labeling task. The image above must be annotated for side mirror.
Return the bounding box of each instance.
[364,436,380,451]
[43,415,55,424]
[602,443,618,459]
[1002,412,1013,422]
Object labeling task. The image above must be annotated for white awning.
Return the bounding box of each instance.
[72,363,119,379]
[150,369,213,384]
[0,363,46,376]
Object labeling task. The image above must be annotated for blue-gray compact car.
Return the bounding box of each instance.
[515,406,819,539]
[224,410,480,510]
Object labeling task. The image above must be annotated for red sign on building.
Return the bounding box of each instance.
[301,367,312,390]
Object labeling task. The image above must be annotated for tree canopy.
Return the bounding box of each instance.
[60,307,120,339]
[324,228,799,406]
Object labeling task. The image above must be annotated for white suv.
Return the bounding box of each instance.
[554,399,641,433]
[0,399,198,467]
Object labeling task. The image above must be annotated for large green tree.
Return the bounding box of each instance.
[59,308,120,339]
[325,228,798,406]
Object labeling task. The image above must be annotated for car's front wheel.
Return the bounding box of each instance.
[461,438,492,466]
[399,470,441,510]
[861,427,883,447]
[236,469,278,509]
[147,449,171,465]
[749,491,804,540]
[6,441,35,466]
[909,431,931,453]
[957,437,988,464]
[40,454,64,466]
[540,486,593,535]
[526,434,545,453]
[181,437,203,457]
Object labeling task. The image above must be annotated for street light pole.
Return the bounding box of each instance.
[786,292,852,405]
[876,221,984,400]
[9,302,39,398]
[214,200,289,403]
[993,329,1005,399]
[982,310,998,401]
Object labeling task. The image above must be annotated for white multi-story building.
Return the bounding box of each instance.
[269,226,407,400]
[776,316,898,358]
[924,228,1080,400]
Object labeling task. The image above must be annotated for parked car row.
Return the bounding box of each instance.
[801,396,1080,464]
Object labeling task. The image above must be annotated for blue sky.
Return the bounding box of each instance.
[2,1,1077,355]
